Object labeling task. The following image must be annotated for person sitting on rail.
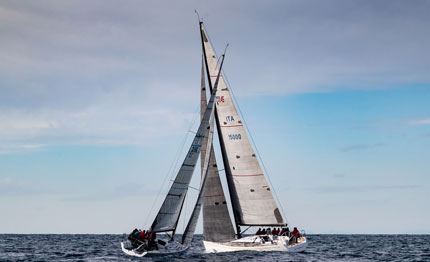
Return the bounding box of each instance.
[286,227,290,237]
[128,228,138,240]
[291,227,301,243]
[256,228,262,235]
[128,229,144,249]
[280,227,285,236]
[133,229,141,238]
[271,228,277,235]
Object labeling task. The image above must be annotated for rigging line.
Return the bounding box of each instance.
[188,185,200,191]
[194,9,200,22]
[222,66,290,227]
[169,179,200,191]
[143,104,201,228]
[194,9,202,24]
[203,23,219,67]
[241,226,252,234]
[183,184,188,232]
[216,44,228,69]
[170,104,201,182]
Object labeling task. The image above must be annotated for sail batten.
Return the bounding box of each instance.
[199,23,285,228]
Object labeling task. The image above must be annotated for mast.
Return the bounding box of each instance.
[200,55,207,169]
[198,22,286,234]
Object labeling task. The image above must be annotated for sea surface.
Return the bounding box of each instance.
[0,234,428,261]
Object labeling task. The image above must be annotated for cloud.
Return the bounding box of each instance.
[313,184,422,194]
[2,1,430,99]
[333,173,346,179]
[0,103,196,152]
[214,1,430,95]
[0,176,159,200]
[409,118,430,126]
[1,1,429,152]
[0,78,201,153]
[339,143,384,152]
[0,177,52,196]
[61,183,159,202]
[0,144,44,155]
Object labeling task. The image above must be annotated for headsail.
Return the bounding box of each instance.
[182,54,226,245]
[181,111,214,246]
[199,22,285,228]
[150,57,220,233]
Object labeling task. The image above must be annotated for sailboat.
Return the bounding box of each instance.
[120,52,227,257]
[198,20,308,253]
[121,17,307,257]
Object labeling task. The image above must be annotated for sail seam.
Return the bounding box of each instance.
[220,125,243,127]
[232,174,264,177]
[203,194,224,198]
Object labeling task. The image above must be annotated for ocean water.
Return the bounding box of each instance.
[0,234,429,261]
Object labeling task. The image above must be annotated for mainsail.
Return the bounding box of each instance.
[199,22,285,228]
[150,59,220,233]
[199,58,236,242]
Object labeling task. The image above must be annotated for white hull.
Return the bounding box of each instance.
[121,241,188,257]
[203,235,307,253]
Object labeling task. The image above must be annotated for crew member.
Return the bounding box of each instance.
[291,227,300,243]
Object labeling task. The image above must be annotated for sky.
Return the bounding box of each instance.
[0,0,429,234]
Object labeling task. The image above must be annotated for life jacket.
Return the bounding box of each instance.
[140,231,146,241]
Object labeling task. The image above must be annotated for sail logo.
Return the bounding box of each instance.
[226,116,235,122]
[188,145,199,158]
[190,146,199,153]
[216,96,224,103]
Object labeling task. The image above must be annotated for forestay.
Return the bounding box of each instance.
[150,60,219,233]
[199,22,285,227]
